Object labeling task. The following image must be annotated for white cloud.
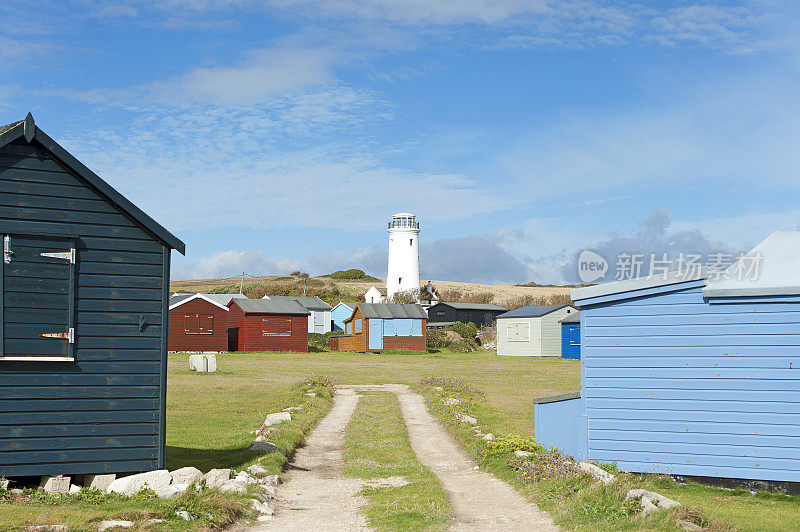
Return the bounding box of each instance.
[172,250,302,279]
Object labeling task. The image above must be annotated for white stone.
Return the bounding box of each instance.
[250,441,280,452]
[260,485,277,496]
[677,521,703,532]
[189,354,206,371]
[626,489,681,514]
[219,478,248,494]
[514,450,533,458]
[443,398,460,406]
[106,470,171,496]
[69,484,81,494]
[204,468,232,489]
[248,464,268,476]
[282,406,302,412]
[28,526,67,532]
[257,515,273,523]
[456,413,477,425]
[263,412,291,427]
[252,499,274,515]
[153,483,190,499]
[176,511,193,521]
[482,433,495,442]
[170,466,204,486]
[98,520,134,531]
[304,392,316,397]
[39,476,71,494]
[83,474,116,491]
[204,354,217,372]
[262,474,282,486]
[433,386,443,392]
[578,462,616,485]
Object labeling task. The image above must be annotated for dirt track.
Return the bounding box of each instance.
[252,385,557,531]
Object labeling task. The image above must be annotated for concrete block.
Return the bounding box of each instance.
[189,354,206,371]
[204,354,217,372]
[83,474,116,491]
[39,476,70,494]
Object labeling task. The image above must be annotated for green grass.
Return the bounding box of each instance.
[344,391,451,531]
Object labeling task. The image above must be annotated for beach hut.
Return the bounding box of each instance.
[0,114,185,478]
[167,293,246,352]
[331,303,426,353]
[227,298,309,352]
[331,301,357,331]
[426,302,507,328]
[261,295,332,334]
[495,305,577,356]
[534,231,800,484]
[559,312,581,360]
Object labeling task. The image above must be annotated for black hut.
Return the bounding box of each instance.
[426,302,508,328]
[0,114,185,477]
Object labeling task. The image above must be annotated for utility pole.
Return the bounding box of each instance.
[240,272,244,295]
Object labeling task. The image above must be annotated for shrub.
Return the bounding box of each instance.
[451,321,477,339]
[328,269,377,281]
[390,289,419,304]
[449,340,478,353]
[426,329,451,349]
[309,331,339,351]
[485,434,543,456]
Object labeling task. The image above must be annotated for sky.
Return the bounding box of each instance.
[2,0,800,284]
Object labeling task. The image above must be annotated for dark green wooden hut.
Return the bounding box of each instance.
[0,114,185,477]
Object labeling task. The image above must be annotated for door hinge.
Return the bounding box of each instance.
[41,248,76,263]
[3,235,12,264]
[41,328,74,343]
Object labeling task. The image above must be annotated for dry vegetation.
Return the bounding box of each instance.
[171,274,574,308]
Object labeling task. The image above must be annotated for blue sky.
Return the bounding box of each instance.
[2,1,800,284]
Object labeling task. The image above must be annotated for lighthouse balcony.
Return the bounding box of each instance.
[388,219,419,229]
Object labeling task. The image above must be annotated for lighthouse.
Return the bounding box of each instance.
[386,213,420,301]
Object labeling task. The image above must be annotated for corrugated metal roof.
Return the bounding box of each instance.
[357,303,427,319]
[496,304,573,319]
[560,312,580,323]
[235,298,310,315]
[262,295,332,310]
[436,302,507,311]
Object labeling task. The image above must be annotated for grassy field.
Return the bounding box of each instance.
[344,391,451,530]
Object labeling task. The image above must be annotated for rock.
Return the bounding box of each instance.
[256,492,272,502]
[677,520,703,531]
[106,470,171,496]
[578,462,616,485]
[219,477,248,493]
[204,468,233,489]
[254,434,267,442]
[39,475,71,494]
[252,499,274,515]
[443,398,460,406]
[282,406,302,412]
[482,433,495,442]
[83,474,116,491]
[456,413,478,425]
[260,484,277,496]
[0,478,9,491]
[304,392,316,397]
[257,515,273,523]
[153,483,190,499]
[433,386,443,392]
[262,474,282,486]
[98,520,134,531]
[248,464,268,476]
[69,484,81,494]
[28,526,67,532]
[170,466,204,486]
[11,488,23,495]
[144,519,164,526]
[176,510,193,521]
[189,354,217,372]
[251,441,280,454]
[626,489,680,514]
[514,450,533,458]
[263,412,291,427]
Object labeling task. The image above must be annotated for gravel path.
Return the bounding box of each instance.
[253,384,557,531]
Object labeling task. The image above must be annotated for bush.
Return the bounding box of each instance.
[309,331,339,351]
[451,321,477,339]
[329,269,377,280]
[449,340,478,353]
[426,329,451,349]
[390,289,419,304]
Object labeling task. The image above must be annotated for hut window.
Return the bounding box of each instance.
[355,318,362,333]
[199,315,213,335]
[437,311,446,316]
[263,316,291,336]
[507,322,530,342]
[346,321,352,334]
[184,314,199,334]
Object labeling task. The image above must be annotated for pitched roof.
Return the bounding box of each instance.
[571,270,706,304]
[367,286,387,295]
[560,312,580,323]
[0,114,185,253]
[168,293,247,311]
[233,298,310,315]
[333,301,358,309]
[261,295,332,311]
[435,302,507,311]
[703,231,800,297]
[356,303,427,319]
[496,304,574,319]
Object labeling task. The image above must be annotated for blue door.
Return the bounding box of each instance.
[368,319,383,351]
[561,323,581,359]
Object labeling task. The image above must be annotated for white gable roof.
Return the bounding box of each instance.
[703,231,800,297]
[168,293,246,311]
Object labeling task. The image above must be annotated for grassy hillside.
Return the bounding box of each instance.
[170,273,574,308]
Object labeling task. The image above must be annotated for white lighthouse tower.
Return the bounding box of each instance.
[386,213,420,301]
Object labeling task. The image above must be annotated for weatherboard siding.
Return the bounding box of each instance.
[168,298,229,352]
[227,302,308,352]
[582,283,800,482]
[0,138,168,477]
